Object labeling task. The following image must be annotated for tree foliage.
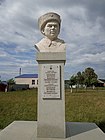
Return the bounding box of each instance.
[7,78,15,85]
[69,67,98,87]
[82,67,98,86]
[76,71,84,86]
[69,75,77,87]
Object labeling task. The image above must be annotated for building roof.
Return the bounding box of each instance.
[15,74,38,78]
[98,79,105,83]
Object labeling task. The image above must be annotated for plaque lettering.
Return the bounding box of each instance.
[41,64,61,98]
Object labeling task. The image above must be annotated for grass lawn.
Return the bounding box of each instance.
[65,88,105,132]
[0,89,37,129]
[0,88,105,132]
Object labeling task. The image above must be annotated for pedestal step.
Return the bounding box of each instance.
[0,121,105,140]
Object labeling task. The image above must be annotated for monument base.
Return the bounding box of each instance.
[0,121,105,140]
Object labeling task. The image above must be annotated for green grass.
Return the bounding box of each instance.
[0,88,105,132]
[65,88,105,132]
[0,89,37,128]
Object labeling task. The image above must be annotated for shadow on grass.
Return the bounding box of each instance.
[98,121,105,133]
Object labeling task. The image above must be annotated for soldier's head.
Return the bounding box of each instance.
[38,12,61,40]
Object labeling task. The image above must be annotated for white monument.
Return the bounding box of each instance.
[0,12,105,140]
[35,12,66,52]
[35,12,66,138]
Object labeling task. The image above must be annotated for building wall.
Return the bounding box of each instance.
[15,78,38,88]
[97,79,105,87]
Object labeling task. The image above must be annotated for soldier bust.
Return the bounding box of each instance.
[35,12,66,52]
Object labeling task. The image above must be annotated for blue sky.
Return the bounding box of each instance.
[0,0,105,80]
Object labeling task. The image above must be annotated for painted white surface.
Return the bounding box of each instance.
[15,77,38,88]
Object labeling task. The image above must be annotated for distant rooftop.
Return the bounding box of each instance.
[98,79,105,83]
[15,74,38,78]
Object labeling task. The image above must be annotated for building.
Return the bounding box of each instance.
[97,79,105,87]
[15,74,38,88]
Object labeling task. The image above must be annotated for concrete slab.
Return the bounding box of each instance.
[66,122,105,140]
[0,121,37,140]
[0,121,105,140]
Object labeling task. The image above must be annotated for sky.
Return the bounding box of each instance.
[0,0,105,80]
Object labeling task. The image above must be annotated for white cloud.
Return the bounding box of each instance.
[0,0,105,80]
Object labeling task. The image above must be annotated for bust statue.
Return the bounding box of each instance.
[35,12,66,52]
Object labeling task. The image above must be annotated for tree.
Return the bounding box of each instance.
[69,67,98,90]
[69,75,77,92]
[7,78,15,85]
[69,75,77,87]
[82,67,98,87]
[91,78,98,88]
[65,80,70,89]
[76,71,84,87]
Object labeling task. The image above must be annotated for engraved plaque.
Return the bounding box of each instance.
[42,64,61,99]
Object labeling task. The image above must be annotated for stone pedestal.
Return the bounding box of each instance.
[1,121,105,140]
[36,52,66,138]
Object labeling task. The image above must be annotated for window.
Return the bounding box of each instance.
[32,80,35,85]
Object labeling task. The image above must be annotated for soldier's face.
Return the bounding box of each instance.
[42,21,60,40]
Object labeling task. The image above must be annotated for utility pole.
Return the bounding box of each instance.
[19,68,22,75]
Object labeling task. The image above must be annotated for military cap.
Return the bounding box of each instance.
[38,12,61,31]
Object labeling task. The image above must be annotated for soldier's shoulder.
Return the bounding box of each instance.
[56,38,65,43]
[36,38,45,45]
